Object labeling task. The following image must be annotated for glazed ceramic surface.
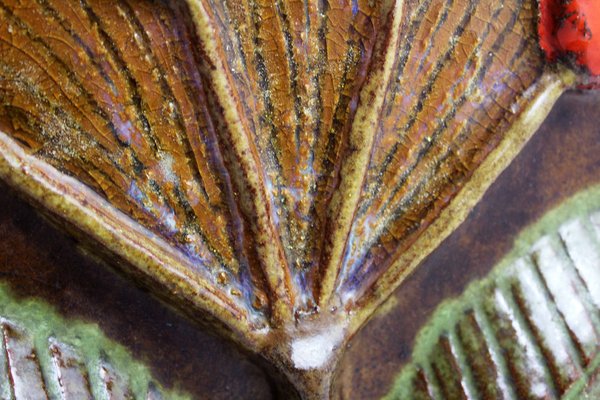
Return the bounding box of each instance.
[0,0,597,398]
[386,186,600,399]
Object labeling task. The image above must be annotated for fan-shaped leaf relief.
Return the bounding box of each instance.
[384,185,600,400]
[0,284,188,399]
[0,0,591,386]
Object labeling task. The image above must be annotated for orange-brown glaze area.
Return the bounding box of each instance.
[338,0,545,301]
[205,0,392,309]
[0,0,265,315]
[0,0,549,323]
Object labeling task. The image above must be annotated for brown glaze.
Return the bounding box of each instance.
[0,85,594,400]
[0,0,594,397]
[381,202,600,399]
[338,90,600,399]
[0,182,273,399]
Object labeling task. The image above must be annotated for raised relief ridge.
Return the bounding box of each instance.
[0,0,594,398]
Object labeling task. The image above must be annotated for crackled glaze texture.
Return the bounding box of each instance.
[0,0,595,398]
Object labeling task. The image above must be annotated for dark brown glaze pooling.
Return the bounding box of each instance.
[337,90,600,399]
[0,0,587,398]
[0,83,596,400]
[0,180,273,399]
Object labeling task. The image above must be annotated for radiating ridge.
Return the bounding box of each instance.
[0,0,568,337]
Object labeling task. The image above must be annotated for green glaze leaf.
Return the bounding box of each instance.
[0,284,190,400]
[384,185,600,399]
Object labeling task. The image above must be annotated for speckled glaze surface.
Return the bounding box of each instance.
[0,90,597,399]
[0,0,598,398]
[385,184,600,399]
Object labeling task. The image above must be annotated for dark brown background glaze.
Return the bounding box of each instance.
[0,90,598,399]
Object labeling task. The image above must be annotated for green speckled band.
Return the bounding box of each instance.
[385,184,600,399]
[0,283,190,399]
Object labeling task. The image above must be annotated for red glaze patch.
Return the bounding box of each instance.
[539,0,600,76]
